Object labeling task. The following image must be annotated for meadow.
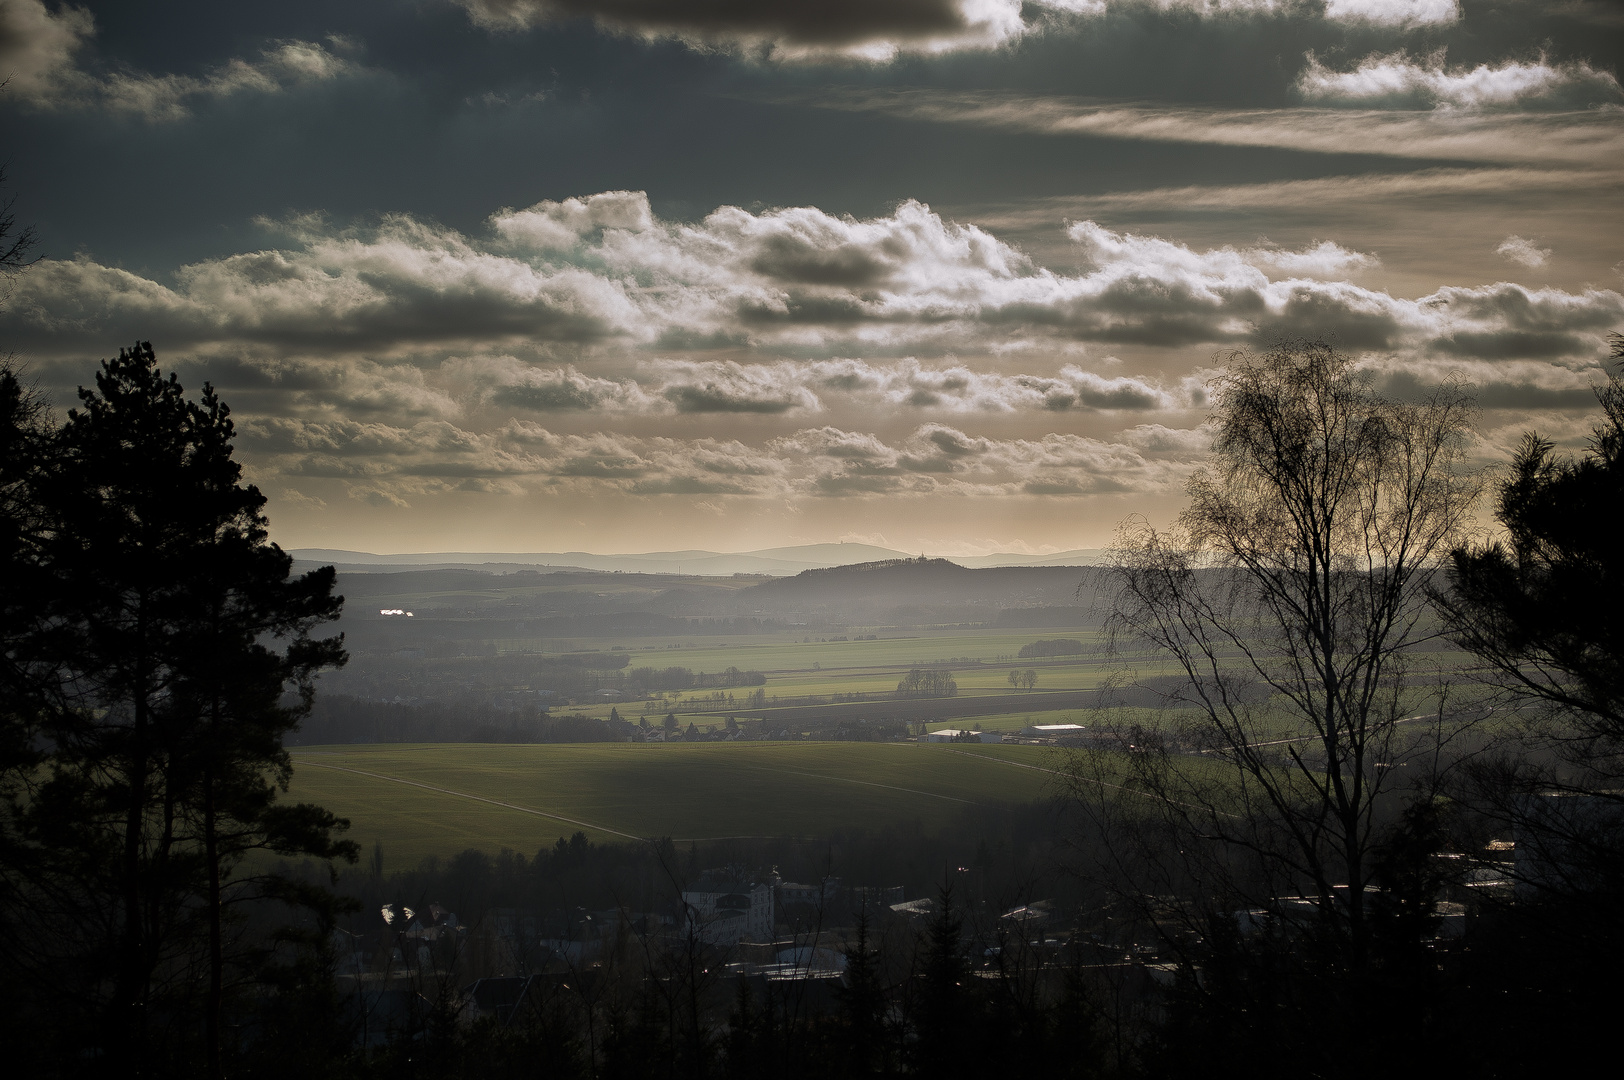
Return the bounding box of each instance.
[525,628,1191,729]
[286,741,1068,868]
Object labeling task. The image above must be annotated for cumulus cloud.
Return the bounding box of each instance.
[450,0,1462,62]
[4,192,1617,366]
[1496,235,1552,269]
[0,0,92,101]
[447,354,659,412]
[1319,0,1458,27]
[653,359,825,414]
[1420,281,1620,359]
[448,354,1196,416]
[98,38,360,121]
[1111,0,1456,23]
[453,0,1033,61]
[804,357,1196,411]
[1297,50,1624,110]
[0,0,357,119]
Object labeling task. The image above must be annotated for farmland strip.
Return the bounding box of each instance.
[927,745,1237,818]
[741,764,976,805]
[291,758,646,841]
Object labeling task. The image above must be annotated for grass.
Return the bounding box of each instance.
[286,741,1068,868]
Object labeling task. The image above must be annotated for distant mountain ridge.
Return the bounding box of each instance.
[289,543,1108,577]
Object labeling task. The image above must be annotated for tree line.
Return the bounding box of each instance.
[895,669,958,698]
[291,696,623,745]
[1018,638,1084,658]
[628,665,768,691]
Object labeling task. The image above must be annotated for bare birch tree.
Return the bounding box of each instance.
[1072,341,1478,965]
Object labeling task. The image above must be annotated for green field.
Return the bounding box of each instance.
[529,631,1192,729]
[539,631,1104,673]
[287,741,1067,867]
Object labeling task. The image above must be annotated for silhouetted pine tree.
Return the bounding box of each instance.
[837,907,889,1075]
[13,343,355,1076]
[911,885,976,1078]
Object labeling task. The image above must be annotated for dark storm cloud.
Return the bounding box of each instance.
[491,380,602,411]
[663,384,808,414]
[1431,331,1589,360]
[1376,367,1613,411]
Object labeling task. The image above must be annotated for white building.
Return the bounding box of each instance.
[1021,723,1086,738]
[681,873,774,944]
[922,729,1002,743]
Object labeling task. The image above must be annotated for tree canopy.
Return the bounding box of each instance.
[1439,333,1624,743]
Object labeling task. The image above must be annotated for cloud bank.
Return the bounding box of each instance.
[6,192,1615,367]
[453,0,1034,60]
[450,0,1465,63]
[236,414,1201,505]
[451,355,1201,416]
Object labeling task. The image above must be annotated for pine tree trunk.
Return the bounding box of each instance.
[116,650,151,1068]
[206,766,221,1080]
[206,687,224,1080]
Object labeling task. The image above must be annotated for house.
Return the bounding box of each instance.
[889,897,936,918]
[682,871,774,944]
[1000,900,1054,932]
[778,877,841,907]
[851,884,905,908]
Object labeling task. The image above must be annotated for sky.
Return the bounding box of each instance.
[1,0,1620,557]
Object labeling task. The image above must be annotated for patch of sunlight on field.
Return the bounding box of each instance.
[616,631,1105,674]
[922,709,1095,733]
[287,742,1064,868]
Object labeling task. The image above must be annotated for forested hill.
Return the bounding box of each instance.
[736,558,1103,619]
[315,559,1106,639]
